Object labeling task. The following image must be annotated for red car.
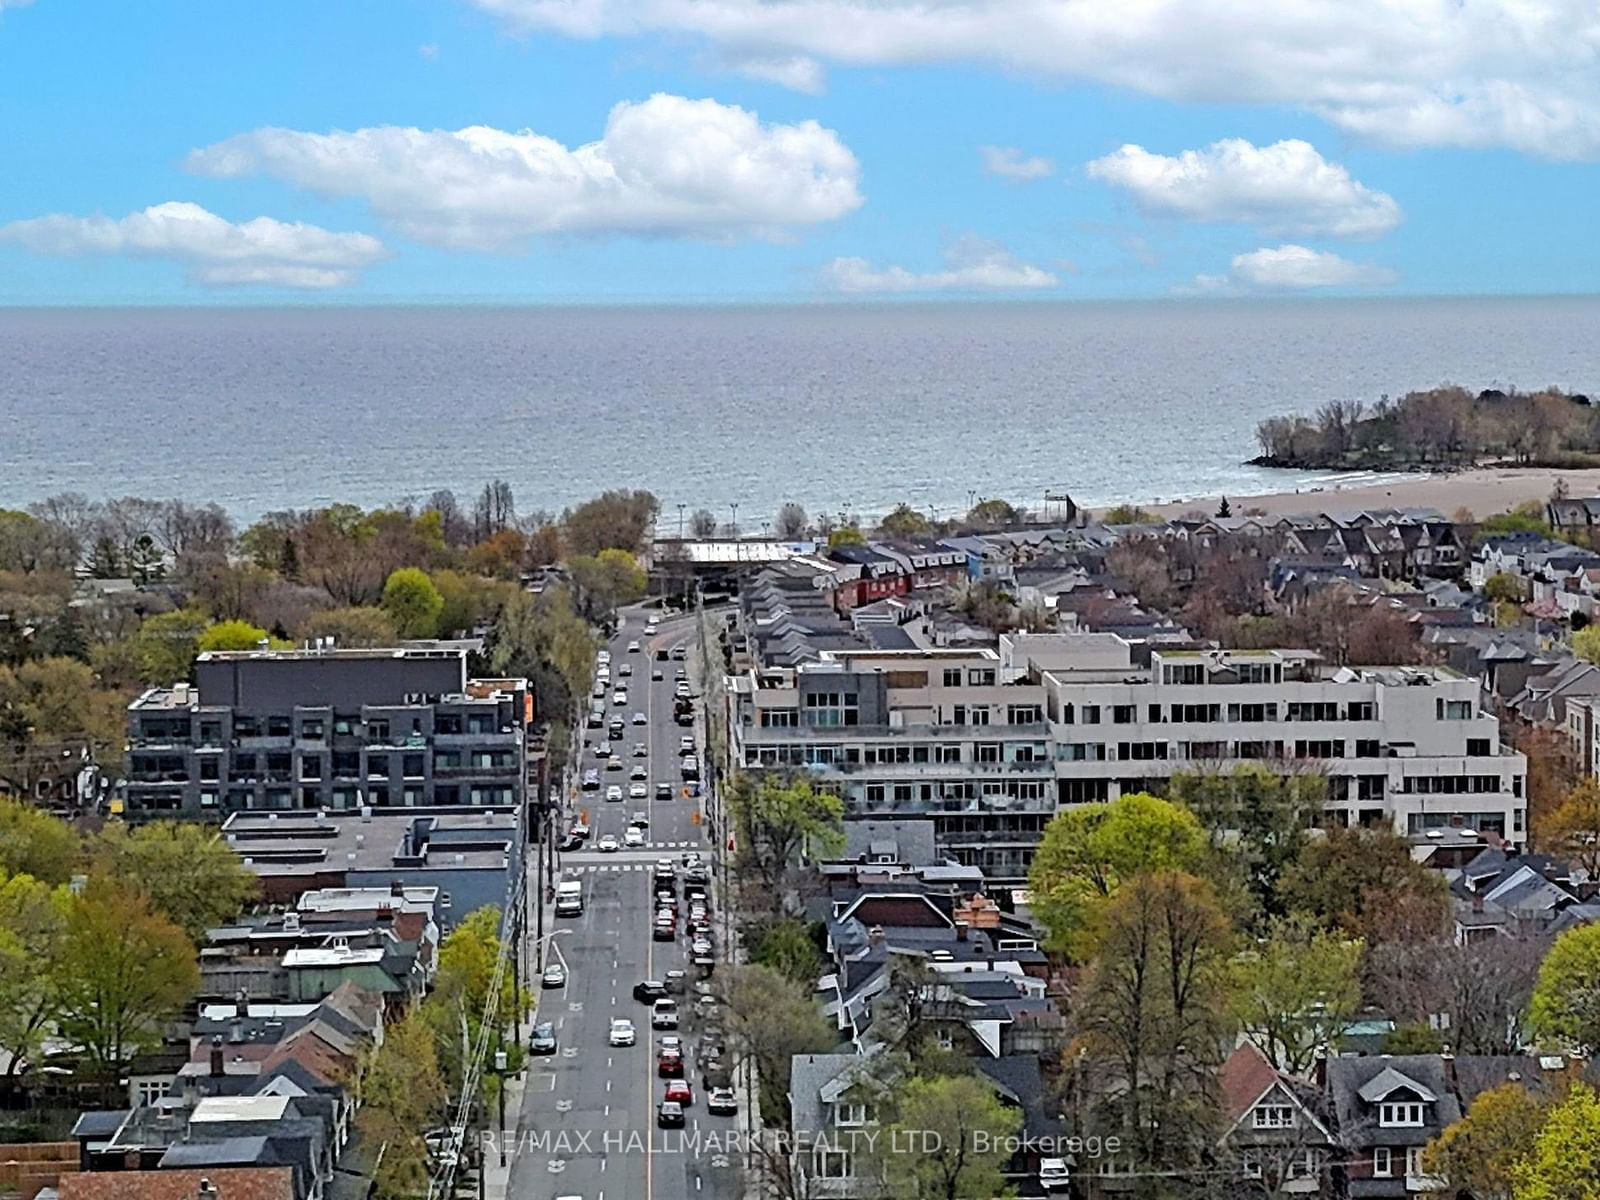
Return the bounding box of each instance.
[658,1047,684,1077]
[664,1079,693,1107]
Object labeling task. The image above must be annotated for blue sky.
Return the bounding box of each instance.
[2,0,1597,302]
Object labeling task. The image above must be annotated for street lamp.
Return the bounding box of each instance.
[729,502,739,538]
[677,502,686,540]
[494,1047,509,1167]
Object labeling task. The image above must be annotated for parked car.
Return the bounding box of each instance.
[653,915,675,941]
[541,962,567,988]
[632,979,668,1003]
[707,1087,738,1115]
[609,1018,636,1047]
[618,662,633,676]
[651,999,679,1029]
[581,770,600,791]
[530,1022,557,1054]
[1040,1159,1071,1192]
[664,968,687,995]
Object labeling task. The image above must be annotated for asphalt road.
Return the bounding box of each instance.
[508,606,742,1200]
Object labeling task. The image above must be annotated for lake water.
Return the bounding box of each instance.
[4,297,1599,527]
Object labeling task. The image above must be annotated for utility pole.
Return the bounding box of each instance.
[677,502,686,539]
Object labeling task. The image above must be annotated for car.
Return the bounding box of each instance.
[655,782,674,801]
[618,662,633,677]
[570,820,591,840]
[613,690,628,706]
[609,1017,636,1047]
[629,782,648,799]
[653,916,675,941]
[654,858,677,881]
[624,826,645,848]
[672,646,686,660]
[651,667,664,681]
[674,683,691,699]
[632,711,648,725]
[628,639,643,652]
[655,890,678,912]
[664,1079,693,1107]
[606,754,624,771]
[707,1087,738,1115]
[633,979,668,1002]
[1040,1158,1071,1191]
[689,905,708,924]
[694,992,720,1018]
[630,763,648,780]
[597,650,611,665]
[680,756,698,777]
[608,720,624,738]
[630,811,649,828]
[651,999,679,1028]
[541,962,567,988]
[685,863,709,885]
[691,937,713,958]
[664,968,687,995]
[701,1045,731,1087]
[581,770,600,790]
[530,1022,557,1054]
[657,1100,685,1128]
[605,784,623,802]
[633,741,649,757]
[658,1047,684,1076]
[679,735,695,755]
[558,833,584,852]
[655,647,670,661]
[597,834,619,852]
[591,681,607,699]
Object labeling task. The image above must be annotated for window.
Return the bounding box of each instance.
[814,1150,852,1179]
[403,753,425,778]
[367,718,391,740]
[1405,1147,1427,1178]
[1354,739,1381,758]
[1379,1101,1424,1127]
[1117,741,1168,761]
[199,758,220,782]
[1082,705,1101,725]
[835,1102,874,1127]
[974,743,1003,764]
[1287,702,1338,722]
[1286,1150,1316,1180]
[967,668,995,686]
[760,709,798,728]
[1241,1151,1262,1180]
[1346,701,1376,721]
[332,714,355,736]
[1436,699,1473,721]
[299,755,322,781]
[1113,704,1136,724]
[1373,1147,1393,1177]
[267,716,292,737]
[1467,737,1491,757]
[1252,1104,1294,1130]
[804,692,859,728]
[1163,663,1205,685]
[1007,704,1042,725]
[300,718,325,739]
[1227,702,1277,722]
[1236,662,1277,684]
[435,713,462,735]
[942,668,962,687]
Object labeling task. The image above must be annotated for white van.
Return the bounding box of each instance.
[555,879,584,916]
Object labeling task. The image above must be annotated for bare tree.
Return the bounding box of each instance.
[689,508,719,538]
[473,479,516,541]
[774,502,809,540]
[1365,936,1546,1054]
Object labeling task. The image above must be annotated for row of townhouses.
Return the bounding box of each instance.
[725,633,1526,881]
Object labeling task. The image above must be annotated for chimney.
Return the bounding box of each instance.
[228,1017,244,1044]
[1472,893,1484,913]
[198,1179,220,1200]
[1312,1050,1327,1090]
[391,880,405,899]
[867,925,885,947]
[954,920,970,941]
[209,1034,224,1077]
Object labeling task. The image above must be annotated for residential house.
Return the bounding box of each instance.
[1216,1043,1335,1195]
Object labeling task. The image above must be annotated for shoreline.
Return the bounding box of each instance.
[1097,467,1587,523]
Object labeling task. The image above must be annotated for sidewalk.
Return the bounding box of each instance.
[482,858,546,1200]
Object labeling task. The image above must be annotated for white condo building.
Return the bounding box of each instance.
[724,634,1526,882]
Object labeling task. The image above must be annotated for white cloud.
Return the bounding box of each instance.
[980,145,1053,182]
[1087,139,1400,239]
[0,201,386,288]
[468,0,1600,159]
[187,93,861,250]
[822,237,1058,293]
[724,53,826,93]
[1186,243,1397,293]
[419,42,440,60]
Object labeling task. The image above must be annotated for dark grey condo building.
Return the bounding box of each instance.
[122,646,531,820]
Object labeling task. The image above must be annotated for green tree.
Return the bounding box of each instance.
[748,917,821,984]
[1075,870,1234,1172]
[826,525,866,549]
[1573,625,1600,665]
[300,605,400,648]
[1166,765,1324,920]
[878,503,932,538]
[567,550,647,621]
[1513,1083,1600,1200]
[0,656,128,771]
[965,498,1018,529]
[489,586,595,768]
[197,618,276,652]
[726,772,844,917]
[421,905,511,1100]
[561,489,660,557]
[1027,792,1207,957]
[874,1073,1022,1200]
[53,877,199,1092]
[0,796,80,884]
[0,871,70,1084]
[380,567,444,639]
[90,821,259,941]
[1229,917,1363,1074]
[432,568,509,638]
[1530,922,1600,1051]
[1279,825,1448,942]
[1475,502,1551,544]
[1103,504,1157,524]
[358,1007,448,1200]
[129,606,210,684]
[1484,572,1525,604]
[1540,778,1600,878]
[1423,1082,1545,1200]
[712,964,835,1122]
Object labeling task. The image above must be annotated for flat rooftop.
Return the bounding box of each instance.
[223,808,517,877]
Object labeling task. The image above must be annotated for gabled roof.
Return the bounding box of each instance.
[1356,1065,1438,1103]
[57,1167,295,1200]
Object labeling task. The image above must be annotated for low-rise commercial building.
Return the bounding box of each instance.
[122,646,530,820]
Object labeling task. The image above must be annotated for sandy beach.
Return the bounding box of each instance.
[1101,467,1600,523]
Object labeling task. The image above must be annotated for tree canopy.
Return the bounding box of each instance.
[873,1073,1022,1200]
[1530,922,1600,1051]
[380,567,445,639]
[91,820,259,941]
